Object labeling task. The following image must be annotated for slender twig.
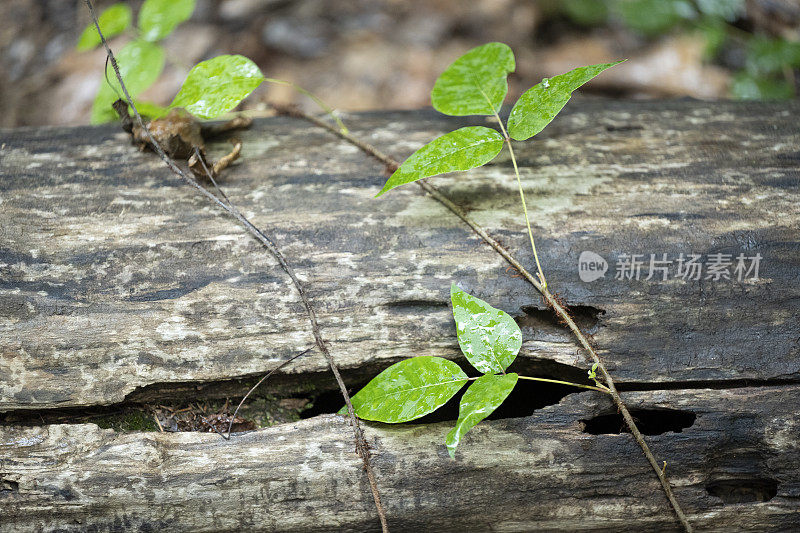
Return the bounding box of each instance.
[264,78,349,134]
[84,3,389,531]
[278,105,693,533]
[517,375,609,393]
[191,155,332,441]
[399,375,608,393]
[153,412,164,432]
[221,349,311,439]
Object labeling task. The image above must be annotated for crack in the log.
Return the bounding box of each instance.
[581,408,697,436]
[706,478,779,504]
[0,475,20,494]
[300,371,585,423]
[616,378,800,392]
[518,304,605,334]
[383,299,450,311]
[3,364,800,429]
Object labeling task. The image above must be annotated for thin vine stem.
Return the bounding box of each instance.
[493,112,547,289]
[264,77,348,134]
[462,375,609,393]
[279,105,694,533]
[84,3,389,531]
[518,375,609,393]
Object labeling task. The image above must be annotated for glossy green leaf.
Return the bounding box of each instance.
[431,42,515,116]
[170,55,263,119]
[507,61,624,141]
[451,284,522,374]
[344,357,468,423]
[446,373,518,458]
[77,3,132,51]
[139,0,196,42]
[376,127,504,196]
[91,39,165,124]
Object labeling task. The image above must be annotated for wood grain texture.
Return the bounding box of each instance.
[1,386,798,532]
[0,100,798,413]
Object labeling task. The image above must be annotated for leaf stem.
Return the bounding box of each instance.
[493,112,548,289]
[518,375,610,393]
[263,77,349,134]
[442,375,609,394]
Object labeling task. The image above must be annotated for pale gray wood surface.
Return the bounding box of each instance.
[1,386,797,532]
[1,100,798,412]
[0,100,798,531]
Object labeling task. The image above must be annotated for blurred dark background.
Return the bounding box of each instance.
[1,0,798,128]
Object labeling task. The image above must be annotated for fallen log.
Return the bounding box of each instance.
[0,99,798,530]
[1,100,798,411]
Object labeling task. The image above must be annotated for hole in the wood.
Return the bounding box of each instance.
[300,374,581,423]
[519,304,604,333]
[581,408,696,435]
[705,478,778,504]
[1,476,19,493]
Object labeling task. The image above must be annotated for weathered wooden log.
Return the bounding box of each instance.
[1,386,798,532]
[1,100,798,412]
[1,100,799,531]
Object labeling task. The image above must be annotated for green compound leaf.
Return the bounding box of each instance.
[451,284,522,374]
[343,357,468,423]
[77,3,132,51]
[91,39,165,124]
[376,126,504,196]
[507,61,624,141]
[170,55,263,119]
[446,373,518,458]
[139,0,196,42]
[431,42,515,116]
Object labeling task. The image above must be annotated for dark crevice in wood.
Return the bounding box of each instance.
[581,408,697,436]
[3,364,800,429]
[300,375,581,423]
[0,475,19,494]
[382,299,450,311]
[0,403,165,430]
[616,378,800,392]
[518,304,605,334]
[705,478,779,504]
